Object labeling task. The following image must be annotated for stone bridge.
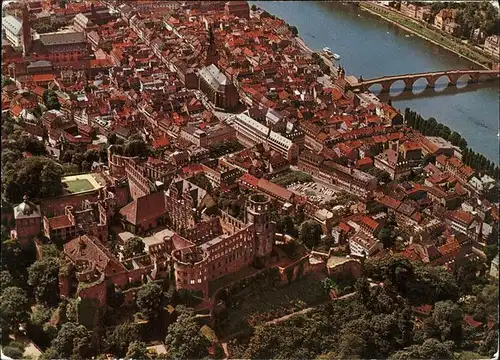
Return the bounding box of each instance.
[346,69,500,94]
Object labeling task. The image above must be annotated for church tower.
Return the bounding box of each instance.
[204,25,219,66]
[21,4,32,56]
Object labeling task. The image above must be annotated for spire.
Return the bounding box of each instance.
[208,25,214,45]
[204,24,219,66]
[21,3,32,56]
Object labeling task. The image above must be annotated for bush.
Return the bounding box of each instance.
[3,346,24,359]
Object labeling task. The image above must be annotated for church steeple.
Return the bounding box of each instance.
[21,4,32,56]
[205,24,219,66]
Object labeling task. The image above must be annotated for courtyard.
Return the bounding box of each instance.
[62,174,102,194]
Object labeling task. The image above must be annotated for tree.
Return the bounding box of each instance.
[3,156,64,204]
[84,149,99,163]
[424,300,463,344]
[378,213,396,249]
[42,90,61,111]
[484,244,498,264]
[389,338,454,360]
[321,278,338,294]
[478,328,499,357]
[51,322,93,359]
[105,322,140,358]
[251,4,257,11]
[124,139,149,157]
[1,238,36,283]
[123,237,145,259]
[289,25,299,37]
[2,77,14,87]
[2,346,23,359]
[0,287,30,335]
[165,307,210,359]
[125,341,148,360]
[107,133,118,145]
[18,134,47,156]
[101,42,112,54]
[28,257,61,306]
[0,270,15,289]
[276,215,297,237]
[40,347,60,360]
[136,282,164,320]
[30,305,54,328]
[355,277,371,305]
[299,220,322,249]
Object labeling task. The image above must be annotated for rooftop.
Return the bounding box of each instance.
[199,64,228,91]
[39,31,86,46]
[2,15,23,36]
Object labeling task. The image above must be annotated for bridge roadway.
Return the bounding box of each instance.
[346,68,500,93]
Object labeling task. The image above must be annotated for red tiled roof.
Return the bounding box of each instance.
[339,222,353,233]
[436,154,448,166]
[239,173,259,187]
[447,157,462,169]
[257,178,294,202]
[401,141,421,151]
[377,195,401,209]
[32,74,55,82]
[459,165,473,178]
[88,58,112,68]
[356,157,373,166]
[412,304,432,315]
[464,315,482,329]
[411,212,423,224]
[119,191,166,226]
[32,86,45,97]
[401,246,422,262]
[448,210,473,225]
[182,164,204,176]
[491,205,499,222]
[64,235,127,274]
[438,238,460,256]
[153,136,169,149]
[48,214,74,230]
[10,105,22,117]
[361,216,379,230]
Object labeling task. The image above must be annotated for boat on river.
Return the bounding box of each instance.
[333,53,341,60]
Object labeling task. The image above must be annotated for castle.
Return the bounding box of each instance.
[171,193,275,296]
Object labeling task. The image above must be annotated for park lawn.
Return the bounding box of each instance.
[64,178,94,193]
[271,170,313,186]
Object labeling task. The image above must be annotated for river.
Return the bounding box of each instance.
[251,1,499,163]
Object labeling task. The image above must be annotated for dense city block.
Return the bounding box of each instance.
[0,1,498,359]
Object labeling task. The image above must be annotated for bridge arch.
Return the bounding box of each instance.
[432,75,450,92]
[411,77,429,94]
[350,69,499,98]
[368,83,383,95]
[456,74,472,89]
[389,79,408,97]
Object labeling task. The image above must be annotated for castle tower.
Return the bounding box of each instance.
[21,4,32,56]
[204,25,219,66]
[246,194,275,267]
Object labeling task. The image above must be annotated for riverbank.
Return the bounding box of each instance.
[358,2,493,70]
[294,36,314,55]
